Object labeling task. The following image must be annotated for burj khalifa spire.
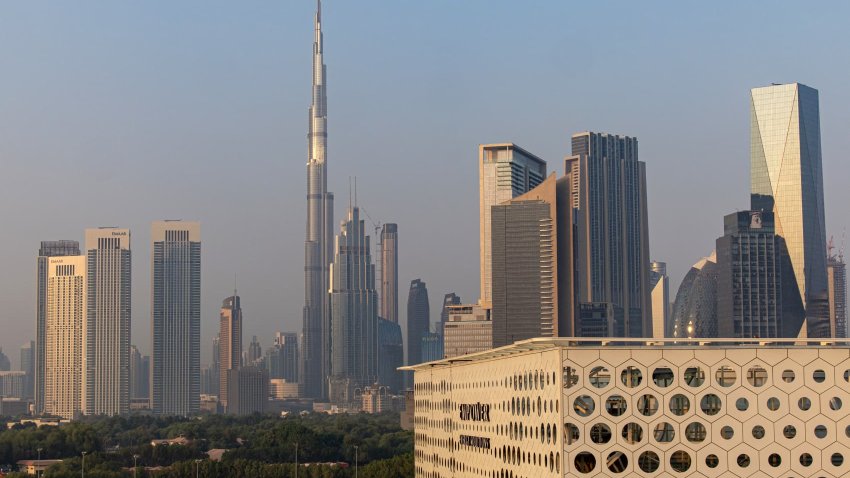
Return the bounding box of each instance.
[303,0,334,400]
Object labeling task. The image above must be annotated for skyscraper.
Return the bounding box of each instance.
[0,350,9,371]
[479,144,546,308]
[129,345,150,400]
[328,206,379,404]
[20,341,34,399]
[303,0,335,401]
[443,303,492,359]
[45,255,86,420]
[36,240,80,414]
[380,223,399,324]
[750,83,828,337]
[151,220,201,416]
[267,332,299,384]
[438,293,461,335]
[247,336,262,365]
[85,228,131,417]
[649,261,670,338]
[672,254,719,339]
[406,279,430,369]
[377,318,403,393]
[219,295,242,411]
[565,132,652,337]
[827,251,847,338]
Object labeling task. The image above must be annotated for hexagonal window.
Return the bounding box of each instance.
[590,423,612,444]
[574,395,595,417]
[606,395,628,417]
[752,425,765,439]
[607,451,628,473]
[715,365,736,387]
[800,453,813,467]
[622,422,643,444]
[832,453,844,467]
[621,366,642,388]
[768,453,781,467]
[737,454,750,468]
[781,369,795,383]
[767,397,780,411]
[637,394,659,416]
[700,393,721,415]
[813,369,826,383]
[669,450,691,472]
[669,394,690,415]
[815,424,828,439]
[564,422,580,445]
[652,367,674,387]
[798,397,812,411]
[574,452,596,473]
[705,454,719,468]
[653,422,675,442]
[720,425,734,439]
[685,422,706,442]
[683,367,704,387]
[783,424,796,439]
[638,451,659,473]
[735,397,749,411]
[589,366,610,388]
[830,397,842,410]
[563,366,579,389]
[746,366,768,387]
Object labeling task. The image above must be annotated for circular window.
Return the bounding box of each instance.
[652,367,674,387]
[637,394,659,416]
[705,454,719,468]
[638,451,659,473]
[720,425,734,439]
[670,394,690,416]
[564,422,580,445]
[768,453,781,467]
[700,394,721,415]
[683,367,704,387]
[685,422,706,442]
[783,424,797,439]
[621,366,642,387]
[752,425,765,439]
[669,450,691,473]
[564,366,579,388]
[737,454,750,468]
[622,422,643,444]
[830,397,842,410]
[767,397,780,411]
[782,369,795,383]
[589,366,611,388]
[815,425,828,438]
[606,395,627,417]
[735,397,749,411]
[715,365,736,387]
[845,369,850,382]
[800,453,813,467]
[832,453,844,467]
[574,395,595,416]
[798,397,812,411]
[846,425,850,438]
[574,452,596,473]
[653,422,675,442]
[747,366,768,387]
[813,369,826,383]
[607,451,628,473]
[590,423,612,444]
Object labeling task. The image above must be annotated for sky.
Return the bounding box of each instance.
[1,1,849,367]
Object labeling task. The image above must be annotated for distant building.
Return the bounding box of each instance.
[226,366,268,415]
[672,254,719,339]
[269,379,300,399]
[0,349,10,371]
[828,253,847,338]
[219,295,242,411]
[247,336,262,365]
[129,346,150,400]
[380,224,399,324]
[377,318,403,393]
[267,332,299,384]
[35,240,80,414]
[443,304,492,358]
[0,372,26,399]
[406,279,430,369]
[359,385,402,414]
[438,293,461,335]
[649,262,670,338]
[19,342,34,399]
[420,333,443,363]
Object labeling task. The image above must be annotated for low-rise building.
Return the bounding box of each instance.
[443,304,492,358]
[16,460,63,475]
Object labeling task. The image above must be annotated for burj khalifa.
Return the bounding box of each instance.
[303,0,333,400]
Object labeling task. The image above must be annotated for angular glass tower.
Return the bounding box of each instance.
[750,83,828,337]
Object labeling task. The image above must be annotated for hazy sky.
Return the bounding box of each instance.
[1,1,848,367]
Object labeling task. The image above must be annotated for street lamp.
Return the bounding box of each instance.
[353,445,359,478]
[81,451,87,478]
[294,442,298,478]
[194,459,202,478]
[37,448,43,478]
[133,454,140,478]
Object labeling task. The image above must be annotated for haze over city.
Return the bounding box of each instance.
[1,0,849,365]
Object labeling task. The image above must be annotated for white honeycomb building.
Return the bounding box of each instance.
[406,338,850,478]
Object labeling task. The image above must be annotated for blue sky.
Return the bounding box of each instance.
[1,1,848,365]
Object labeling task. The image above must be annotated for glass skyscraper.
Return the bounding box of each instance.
[750,83,828,337]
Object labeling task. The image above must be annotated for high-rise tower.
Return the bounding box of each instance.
[303,0,335,400]
[219,295,242,411]
[380,224,399,324]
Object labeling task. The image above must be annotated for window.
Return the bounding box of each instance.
[589,366,610,388]
[815,425,828,438]
[589,423,611,444]
[830,397,842,410]
[737,454,750,468]
[563,423,579,445]
[783,424,796,439]
[832,453,844,467]
[768,453,781,467]
[607,451,628,473]
[800,453,813,467]
[683,367,704,387]
[752,425,765,439]
[715,366,736,387]
[747,366,768,387]
[638,451,659,473]
[622,422,643,444]
[669,394,690,415]
[653,422,675,442]
[705,454,719,468]
[781,369,795,382]
[798,397,811,411]
[563,366,578,388]
[720,426,734,439]
[700,394,721,415]
[637,394,658,416]
[766,397,780,411]
[621,366,642,387]
[574,452,596,473]
[606,395,627,417]
[735,397,749,411]
[652,367,674,387]
[669,450,691,472]
[685,422,706,442]
[574,396,595,417]
[813,369,826,383]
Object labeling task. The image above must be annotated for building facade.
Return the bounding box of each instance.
[151,220,201,416]
[19,341,34,399]
[129,346,150,400]
[380,223,399,324]
[44,255,86,420]
[443,303,492,359]
[219,295,242,411]
[827,254,847,339]
[479,143,547,308]
[0,371,26,399]
[409,338,850,477]
[226,365,268,416]
[267,332,299,384]
[751,83,828,337]
[36,240,80,413]
[378,318,404,393]
[407,279,430,368]
[650,262,670,339]
[439,293,462,335]
[565,132,652,338]
[85,228,131,416]
[672,254,719,339]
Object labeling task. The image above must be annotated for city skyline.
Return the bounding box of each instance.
[2,1,850,361]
